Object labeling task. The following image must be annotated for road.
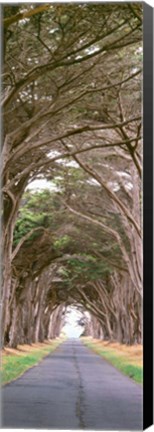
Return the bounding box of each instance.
[2,339,143,430]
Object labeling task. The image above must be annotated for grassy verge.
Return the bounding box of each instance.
[81,337,143,384]
[1,338,65,385]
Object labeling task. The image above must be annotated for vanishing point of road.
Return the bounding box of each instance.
[2,339,143,430]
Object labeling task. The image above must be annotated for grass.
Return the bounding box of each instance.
[1,338,65,385]
[81,337,143,384]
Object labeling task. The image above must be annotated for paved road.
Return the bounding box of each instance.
[2,339,143,430]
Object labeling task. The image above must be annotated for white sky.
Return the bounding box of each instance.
[61,307,86,338]
[26,179,58,191]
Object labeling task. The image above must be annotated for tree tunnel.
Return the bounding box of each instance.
[3,190,142,349]
[2,3,142,348]
[2,180,142,347]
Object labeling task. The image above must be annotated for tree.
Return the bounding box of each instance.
[2,3,142,346]
[5,171,141,346]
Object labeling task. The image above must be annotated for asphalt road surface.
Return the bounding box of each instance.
[2,339,143,430]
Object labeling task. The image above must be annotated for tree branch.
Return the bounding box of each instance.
[11,227,47,261]
[3,5,51,28]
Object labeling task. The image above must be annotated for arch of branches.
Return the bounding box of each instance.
[2,3,142,347]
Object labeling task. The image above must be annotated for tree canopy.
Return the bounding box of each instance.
[2,3,143,347]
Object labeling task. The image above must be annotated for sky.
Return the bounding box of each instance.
[26,178,57,191]
[26,159,79,192]
[61,307,86,338]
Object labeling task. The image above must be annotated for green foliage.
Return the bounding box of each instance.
[13,188,116,288]
[53,235,71,250]
[67,256,112,283]
[14,210,46,245]
[13,190,55,246]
